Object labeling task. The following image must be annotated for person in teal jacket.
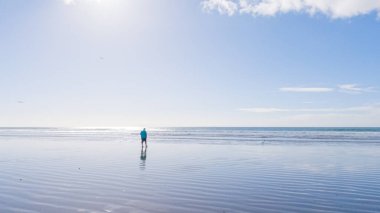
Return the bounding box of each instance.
[140,128,148,148]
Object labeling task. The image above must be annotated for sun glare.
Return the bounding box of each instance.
[64,0,104,5]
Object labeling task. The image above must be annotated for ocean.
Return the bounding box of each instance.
[1,127,380,144]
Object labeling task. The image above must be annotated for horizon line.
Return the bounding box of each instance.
[1,126,380,128]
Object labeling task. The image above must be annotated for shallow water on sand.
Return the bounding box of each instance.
[1,130,380,212]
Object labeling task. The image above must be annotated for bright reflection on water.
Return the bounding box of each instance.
[0,128,380,212]
[140,147,147,170]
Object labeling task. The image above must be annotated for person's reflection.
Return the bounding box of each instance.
[140,147,147,170]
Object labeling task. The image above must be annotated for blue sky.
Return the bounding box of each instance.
[1,0,380,127]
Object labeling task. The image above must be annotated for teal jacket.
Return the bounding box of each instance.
[140,130,147,139]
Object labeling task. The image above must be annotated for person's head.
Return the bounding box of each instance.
[143,128,146,131]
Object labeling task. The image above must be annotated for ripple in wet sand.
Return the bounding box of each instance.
[1,141,380,212]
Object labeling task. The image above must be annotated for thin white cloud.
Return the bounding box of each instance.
[338,84,375,94]
[239,107,289,113]
[239,104,380,113]
[280,84,376,94]
[201,0,380,19]
[280,87,334,93]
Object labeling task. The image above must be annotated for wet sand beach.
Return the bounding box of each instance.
[1,128,380,212]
